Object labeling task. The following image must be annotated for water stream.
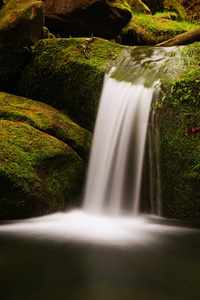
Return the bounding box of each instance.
[0,47,200,299]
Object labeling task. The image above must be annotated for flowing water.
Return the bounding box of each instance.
[83,74,155,215]
[0,47,200,300]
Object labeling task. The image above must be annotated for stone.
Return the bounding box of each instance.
[0,91,90,220]
[16,37,127,131]
[43,0,132,39]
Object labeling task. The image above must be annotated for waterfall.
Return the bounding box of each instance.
[83,72,157,215]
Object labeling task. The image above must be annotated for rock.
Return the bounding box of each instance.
[163,0,187,21]
[0,92,92,162]
[157,42,200,223]
[16,37,127,131]
[43,0,132,39]
[0,0,44,92]
[0,92,90,220]
[117,12,195,45]
[127,0,151,14]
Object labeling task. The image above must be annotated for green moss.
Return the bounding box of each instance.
[126,0,151,13]
[17,37,127,131]
[157,42,200,223]
[0,119,84,220]
[164,0,187,21]
[0,92,92,162]
[118,13,198,45]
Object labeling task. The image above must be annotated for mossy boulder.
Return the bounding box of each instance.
[126,0,151,14]
[157,42,200,223]
[0,92,92,162]
[0,0,44,92]
[16,37,127,131]
[163,0,187,21]
[43,0,132,39]
[117,13,197,45]
[0,92,92,220]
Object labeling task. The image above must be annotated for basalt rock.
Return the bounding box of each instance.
[43,0,132,39]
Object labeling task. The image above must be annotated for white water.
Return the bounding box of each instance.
[83,72,155,215]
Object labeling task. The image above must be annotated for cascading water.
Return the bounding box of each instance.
[83,73,156,215]
[83,46,174,216]
[2,46,200,300]
[0,46,184,245]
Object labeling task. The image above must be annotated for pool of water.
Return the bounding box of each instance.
[0,211,200,300]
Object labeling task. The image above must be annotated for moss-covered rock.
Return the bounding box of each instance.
[126,0,151,14]
[117,13,197,45]
[0,0,44,92]
[0,92,92,162]
[43,0,132,39]
[0,119,85,220]
[16,37,127,131]
[163,0,187,21]
[157,42,200,223]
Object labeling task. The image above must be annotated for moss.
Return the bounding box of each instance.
[118,13,198,45]
[157,42,200,223]
[126,0,151,14]
[0,92,92,162]
[163,0,187,21]
[41,27,55,39]
[0,120,84,220]
[16,37,127,131]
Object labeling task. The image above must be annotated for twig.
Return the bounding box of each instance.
[82,37,94,61]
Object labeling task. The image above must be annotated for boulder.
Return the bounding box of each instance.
[163,0,187,21]
[0,92,92,161]
[0,92,91,220]
[117,12,196,45]
[0,0,44,92]
[43,0,132,39]
[127,0,151,14]
[16,37,127,131]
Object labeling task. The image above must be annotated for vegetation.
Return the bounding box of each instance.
[16,38,127,131]
[0,92,92,161]
[118,12,198,45]
[157,42,200,223]
[0,119,85,220]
